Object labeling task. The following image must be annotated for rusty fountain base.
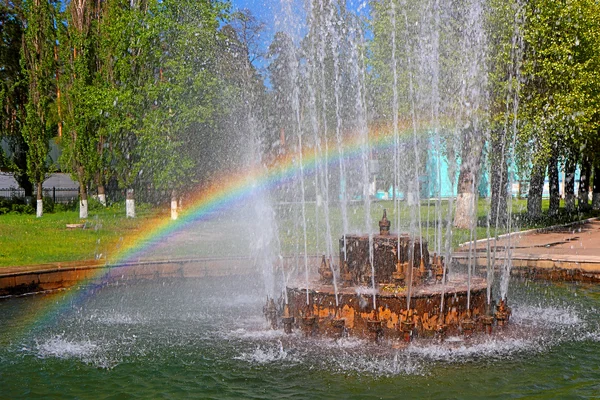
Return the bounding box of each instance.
[267,210,509,342]
[285,274,489,340]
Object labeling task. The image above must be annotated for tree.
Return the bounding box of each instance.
[21,0,57,217]
[520,0,600,218]
[451,0,488,229]
[486,0,523,227]
[139,0,228,219]
[0,1,31,199]
[92,0,230,218]
[58,0,103,219]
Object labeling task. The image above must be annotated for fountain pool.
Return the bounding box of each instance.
[1,276,600,398]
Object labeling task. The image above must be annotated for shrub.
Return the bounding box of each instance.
[43,196,55,213]
[11,204,25,213]
[88,197,106,211]
[54,200,77,212]
[9,203,35,215]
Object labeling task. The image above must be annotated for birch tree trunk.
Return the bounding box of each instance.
[171,189,178,220]
[98,184,107,206]
[126,188,135,218]
[36,181,43,218]
[490,134,508,228]
[454,165,478,229]
[593,165,600,210]
[453,136,483,229]
[527,159,546,219]
[548,152,560,216]
[79,184,88,219]
[579,158,591,212]
[564,157,576,212]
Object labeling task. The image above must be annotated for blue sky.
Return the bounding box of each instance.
[229,0,371,63]
[229,0,278,65]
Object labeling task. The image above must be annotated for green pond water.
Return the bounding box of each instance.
[1,277,599,399]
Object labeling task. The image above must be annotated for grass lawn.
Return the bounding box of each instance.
[0,206,164,268]
[0,198,596,268]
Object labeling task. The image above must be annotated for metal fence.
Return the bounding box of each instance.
[0,187,173,205]
[0,187,79,204]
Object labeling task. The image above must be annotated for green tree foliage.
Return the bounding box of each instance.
[57,0,105,217]
[483,0,525,224]
[92,0,229,208]
[0,2,31,196]
[520,0,600,215]
[138,0,228,195]
[21,0,57,215]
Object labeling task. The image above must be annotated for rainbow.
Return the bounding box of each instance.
[2,124,443,345]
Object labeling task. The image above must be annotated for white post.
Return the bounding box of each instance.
[80,199,88,219]
[171,199,178,220]
[126,189,135,218]
[36,199,43,218]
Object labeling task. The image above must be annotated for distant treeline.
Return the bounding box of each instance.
[1,0,599,224]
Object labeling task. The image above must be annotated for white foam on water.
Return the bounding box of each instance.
[327,351,425,377]
[319,336,368,350]
[234,341,298,364]
[405,337,535,362]
[31,335,126,370]
[227,327,292,340]
[37,336,98,359]
[511,305,583,327]
[94,313,139,325]
[580,329,600,342]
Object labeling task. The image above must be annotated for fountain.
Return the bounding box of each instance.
[267,210,495,342]
[3,0,600,397]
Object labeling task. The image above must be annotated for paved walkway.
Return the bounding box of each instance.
[454,218,600,276]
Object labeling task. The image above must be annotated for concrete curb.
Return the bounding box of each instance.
[0,255,324,297]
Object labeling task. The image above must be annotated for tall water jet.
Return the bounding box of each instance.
[500,0,524,302]
[325,0,350,263]
[306,0,339,308]
[276,0,311,306]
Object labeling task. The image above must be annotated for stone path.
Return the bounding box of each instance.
[454,218,600,279]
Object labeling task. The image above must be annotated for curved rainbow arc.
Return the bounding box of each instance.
[3,124,438,344]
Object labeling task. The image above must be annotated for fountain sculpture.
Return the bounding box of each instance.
[266,210,510,342]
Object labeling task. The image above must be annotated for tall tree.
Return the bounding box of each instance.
[520,0,600,218]
[142,0,228,219]
[58,0,102,218]
[0,1,31,199]
[452,0,489,229]
[486,0,523,228]
[21,0,57,217]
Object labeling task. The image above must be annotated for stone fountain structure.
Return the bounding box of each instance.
[267,211,510,342]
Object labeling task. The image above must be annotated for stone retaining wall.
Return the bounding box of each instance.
[0,256,324,297]
[453,253,600,283]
